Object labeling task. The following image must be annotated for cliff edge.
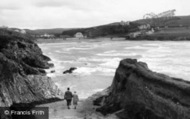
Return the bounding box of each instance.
[95,59,190,119]
[0,28,63,107]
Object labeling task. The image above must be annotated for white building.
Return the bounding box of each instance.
[20,29,26,34]
[120,21,130,26]
[75,32,83,39]
[41,33,54,38]
[138,24,151,30]
[14,29,26,34]
[146,28,155,35]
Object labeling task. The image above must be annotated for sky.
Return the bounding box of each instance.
[0,0,190,29]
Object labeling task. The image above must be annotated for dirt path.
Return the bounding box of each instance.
[38,97,118,119]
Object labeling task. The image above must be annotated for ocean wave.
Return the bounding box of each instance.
[96,52,137,57]
[103,50,117,54]
[78,57,118,62]
[92,89,104,93]
[54,50,71,54]
[45,58,66,77]
[74,67,115,75]
[99,58,121,68]
[64,46,96,51]
[124,46,151,50]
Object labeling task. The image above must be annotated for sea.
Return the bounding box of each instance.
[38,39,190,99]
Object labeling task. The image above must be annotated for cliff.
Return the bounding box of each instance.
[95,59,190,119]
[0,28,63,107]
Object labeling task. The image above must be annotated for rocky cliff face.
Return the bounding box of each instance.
[95,59,190,119]
[0,28,63,107]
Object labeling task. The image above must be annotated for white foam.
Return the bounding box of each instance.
[64,46,95,51]
[99,58,121,68]
[124,46,150,50]
[55,50,61,53]
[92,88,104,92]
[45,58,66,77]
[96,52,137,57]
[74,67,115,75]
[78,57,119,62]
[104,50,117,54]
[54,50,70,54]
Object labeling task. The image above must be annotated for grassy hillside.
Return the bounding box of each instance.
[127,16,190,41]
[25,28,72,35]
[61,22,139,38]
[135,16,190,27]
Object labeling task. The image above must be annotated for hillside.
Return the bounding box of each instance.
[126,16,190,40]
[61,15,190,40]
[61,22,140,38]
[135,16,190,27]
[25,28,71,35]
[24,15,190,40]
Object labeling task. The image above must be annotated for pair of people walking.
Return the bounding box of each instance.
[64,87,79,109]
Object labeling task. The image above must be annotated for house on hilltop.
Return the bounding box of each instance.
[128,31,142,38]
[120,21,130,26]
[75,32,84,39]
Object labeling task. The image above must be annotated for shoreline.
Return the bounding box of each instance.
[36,38,190,45]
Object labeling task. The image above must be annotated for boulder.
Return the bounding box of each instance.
[95,59,190,119]
[63,67,77,74]
[51,70,55,73]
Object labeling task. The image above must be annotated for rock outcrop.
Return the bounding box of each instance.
[63,67,77,74]
[0,28,63,107]
[95,59,190,119]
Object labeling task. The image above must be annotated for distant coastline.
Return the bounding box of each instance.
[28,16,190,42]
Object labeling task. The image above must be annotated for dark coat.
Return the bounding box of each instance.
[64,91,73,100]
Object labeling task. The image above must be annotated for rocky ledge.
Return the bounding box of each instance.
[95,59,190,119]
[0,28,63,108]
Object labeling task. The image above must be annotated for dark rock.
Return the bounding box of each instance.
[51,70,55,73]
[93,96,104,106]
[0,28,63,108]
[95,58,190,119]
[48,63,54,68]
[63,67,77,74]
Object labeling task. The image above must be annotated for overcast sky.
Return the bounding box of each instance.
[0,0,189,29]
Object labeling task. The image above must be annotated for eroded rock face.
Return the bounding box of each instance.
[0,28,63,107]
[96,59,190,119]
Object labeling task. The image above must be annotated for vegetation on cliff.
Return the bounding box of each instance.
[0,28,63,109]
[135,16,190,28]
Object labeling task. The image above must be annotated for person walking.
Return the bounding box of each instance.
[64,87,73,109]
[73,91,79,109]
